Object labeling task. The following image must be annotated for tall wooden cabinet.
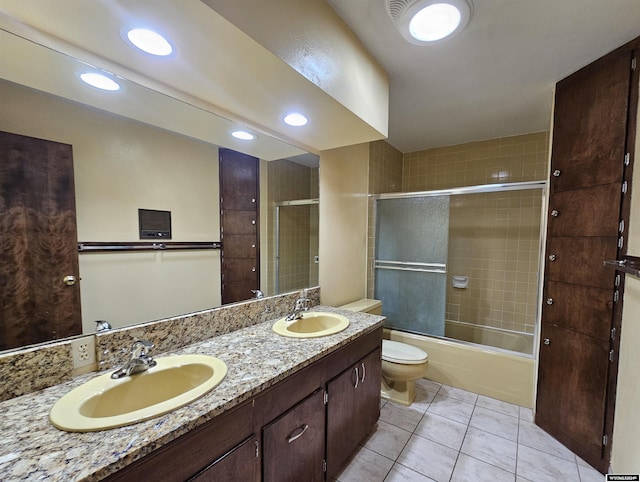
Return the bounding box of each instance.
[219,148,260,304]
[536,39,639,472]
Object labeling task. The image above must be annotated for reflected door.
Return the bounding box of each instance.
[375,196,449,336]
[0,131,81,350]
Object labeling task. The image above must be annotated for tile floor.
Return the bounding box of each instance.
[333,379,604,482]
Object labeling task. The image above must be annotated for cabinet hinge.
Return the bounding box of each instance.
[619,220,625,234]
[255,440,259,458]
[323,459,327,473]
[609,350,614,362]
[632,57,637,71]
[614,290,619,303]
[603,434,609,446]
[622,180,628,194]
[611,327,616,341]
[324,390,328,405]
[625,152,631,166]
[615,274,621,287]
[618,236,624,249]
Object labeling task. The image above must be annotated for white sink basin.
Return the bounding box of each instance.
[50,354,227,432]
[272,312,350,338]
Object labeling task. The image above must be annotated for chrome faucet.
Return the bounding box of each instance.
[111,340,157,379]
[285,295,309,321]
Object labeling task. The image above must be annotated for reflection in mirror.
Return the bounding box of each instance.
[0,31,319,353]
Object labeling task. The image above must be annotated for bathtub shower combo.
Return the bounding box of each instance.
[374,181,546,358]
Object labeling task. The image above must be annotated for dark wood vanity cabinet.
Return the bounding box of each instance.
[105,327,382,482]
[326,347,382,478]
[263,389,326,482]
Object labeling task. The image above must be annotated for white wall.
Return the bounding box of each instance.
[318,143,369,306]
[1,81,221,332]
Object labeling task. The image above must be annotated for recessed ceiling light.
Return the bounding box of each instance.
[79,72,121,91]
[126,28,173,56]
[388,0,472,45]
[283,113,308,127]
[231,130,255,140]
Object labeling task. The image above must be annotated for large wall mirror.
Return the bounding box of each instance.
[0,29,319,352]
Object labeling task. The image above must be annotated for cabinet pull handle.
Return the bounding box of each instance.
[360,362,366,383]
[287,424,309,443]
[353,367,359,388]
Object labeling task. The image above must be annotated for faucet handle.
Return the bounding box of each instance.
[131,340,154,359]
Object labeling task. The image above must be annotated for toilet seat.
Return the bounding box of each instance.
[382,340,428,365]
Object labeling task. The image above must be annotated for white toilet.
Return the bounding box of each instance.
[340,299,429,406]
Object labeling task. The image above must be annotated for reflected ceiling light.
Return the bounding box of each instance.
[79,72,121,91]
[231,130,255,140]
[126,28,173,56]
[387,0,472,45]
[283,113,308,127]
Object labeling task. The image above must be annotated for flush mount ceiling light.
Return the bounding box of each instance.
[79,72,121,91]
[387,0,472,45]
[283,113,308,127]
[126,28,173,56]
[231,130,255,140]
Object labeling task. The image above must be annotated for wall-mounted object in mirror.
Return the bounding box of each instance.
[0,29,319,354]
[139,209,172,239]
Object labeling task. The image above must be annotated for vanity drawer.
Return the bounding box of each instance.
[104,400,254,482]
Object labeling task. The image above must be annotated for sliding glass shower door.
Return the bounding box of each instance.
[374,196,449,336]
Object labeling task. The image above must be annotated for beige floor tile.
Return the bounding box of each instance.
[414,412,468,451]
[335,445,394,482]
[363,420,412,460]
[397,435,458,482]
[451,454,514,482]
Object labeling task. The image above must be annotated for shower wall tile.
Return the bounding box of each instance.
[367,133,548,339]
[402,132,549,191]
[266,160,319,295]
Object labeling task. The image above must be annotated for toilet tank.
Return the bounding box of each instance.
[339,299,382,315]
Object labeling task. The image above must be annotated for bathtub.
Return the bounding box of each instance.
[444,319,534,355]
[385,328,535,408]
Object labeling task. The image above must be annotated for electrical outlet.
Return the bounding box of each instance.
[71,336,96,370]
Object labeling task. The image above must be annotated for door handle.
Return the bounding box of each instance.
[546,298,554,305]
[63,275,76,286]
[287,424,309,443]
[553,169,561,177]
[548,254,557,261]
[550,210,559,217]
[543,338,551,346]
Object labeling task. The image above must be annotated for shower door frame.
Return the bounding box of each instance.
[373,180,548,357]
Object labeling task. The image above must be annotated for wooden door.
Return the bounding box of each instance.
[326,348,381,478]
[219,149,259,304]
[262,389,325,482]
[536,46,637,473]
[0,131,81,350]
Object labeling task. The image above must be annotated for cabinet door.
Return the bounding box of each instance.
[263,389,325,482]
[189,435,258,482]
[326,347,381,478]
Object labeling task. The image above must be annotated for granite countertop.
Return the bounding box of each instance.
[0,307,384,482]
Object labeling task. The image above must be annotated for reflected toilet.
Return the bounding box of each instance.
[339,299,429,406]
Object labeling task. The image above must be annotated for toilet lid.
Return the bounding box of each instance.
[382,340,428,365]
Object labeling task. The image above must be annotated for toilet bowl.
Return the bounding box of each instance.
[339,299,429,406]
[380,340,428,406]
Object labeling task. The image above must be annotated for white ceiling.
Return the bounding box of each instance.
[327,0,640,153]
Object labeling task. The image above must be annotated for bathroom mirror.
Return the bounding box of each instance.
[0,29,319,352]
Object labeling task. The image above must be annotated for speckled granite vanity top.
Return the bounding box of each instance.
[0,307,383,481]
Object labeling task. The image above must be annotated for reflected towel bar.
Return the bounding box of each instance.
[78,241,221,253]
[603,256,640,278]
